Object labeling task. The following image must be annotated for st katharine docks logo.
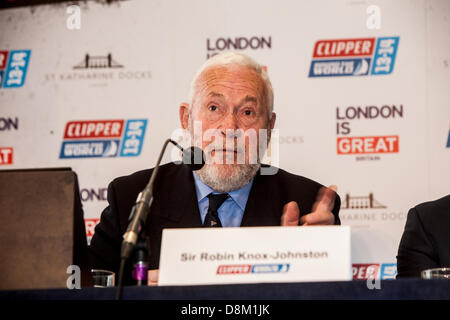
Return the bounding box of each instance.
[206,36,272,59]
[44,52,151,85]
[335,104,404,161]
[73,53,123,69]
[342,193,387,210]
[340,192,407,223]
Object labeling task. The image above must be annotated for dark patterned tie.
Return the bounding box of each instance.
[203,193,229,227]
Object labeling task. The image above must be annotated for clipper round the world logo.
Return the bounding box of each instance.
[0,50,31,88]
[308,37,399,77]
[59,119,147,159]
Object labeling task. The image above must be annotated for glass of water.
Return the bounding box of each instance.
[91,269,115,287]
[421,268,450,279]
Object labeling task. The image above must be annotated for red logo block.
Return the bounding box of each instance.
[352,264,380,280]
[0,147,13,165]
[313,38,375,58]
[85,218,100,237]
[64,120,124,139]
[337,135,399,154]
[217,265,252,275]
[0,51,8,69]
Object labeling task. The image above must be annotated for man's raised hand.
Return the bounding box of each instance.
[281,185,338,226]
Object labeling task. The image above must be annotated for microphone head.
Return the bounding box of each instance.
[182,146,205,171]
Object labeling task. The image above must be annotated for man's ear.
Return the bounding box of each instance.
[269,112,276,130]
[179,103,190,129]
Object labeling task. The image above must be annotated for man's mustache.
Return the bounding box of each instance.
[204,143,246,155]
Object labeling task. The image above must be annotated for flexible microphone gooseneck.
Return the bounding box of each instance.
[115,139,205,300]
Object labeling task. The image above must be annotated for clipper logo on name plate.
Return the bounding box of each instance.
[59,119,147,159]
[217,264,290,275]
[0,50,31,88]
[309,37,399,77]
[352,263,397,280]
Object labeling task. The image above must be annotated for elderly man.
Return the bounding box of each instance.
[89,52,341,285]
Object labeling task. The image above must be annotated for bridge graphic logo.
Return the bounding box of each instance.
[73,53,123,69]
[342,193,387,209]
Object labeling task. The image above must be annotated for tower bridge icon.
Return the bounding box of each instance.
[73,53,123,69]
[343,193,387,209]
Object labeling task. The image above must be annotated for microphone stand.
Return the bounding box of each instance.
[132,233,150,286]
[115,139,183,300]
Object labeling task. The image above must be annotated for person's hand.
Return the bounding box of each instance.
[281,185,338,226]
[147,269,159,286]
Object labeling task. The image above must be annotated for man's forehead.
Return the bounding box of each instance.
[196,66,264,96]
[207,91,258,103]
[198,65,263,85]
[208,91,224,98]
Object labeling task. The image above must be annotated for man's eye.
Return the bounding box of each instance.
[209,105,218,111]
[244,110,253,116]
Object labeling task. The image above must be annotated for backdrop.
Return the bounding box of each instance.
[1,0,449,281]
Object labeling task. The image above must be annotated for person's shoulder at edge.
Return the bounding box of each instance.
[411,194,450,220]
[396,194,450,278]
[407,194,450,232]
[407,194,450,243]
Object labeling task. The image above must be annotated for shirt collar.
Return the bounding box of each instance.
[192,172,254,211]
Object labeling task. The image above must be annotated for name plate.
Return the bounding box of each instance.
[158,226,351,286]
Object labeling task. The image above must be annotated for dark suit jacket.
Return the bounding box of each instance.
[396,194,450,278]
[89,163,341,285]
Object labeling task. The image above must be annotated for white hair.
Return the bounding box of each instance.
[188,52,274,115]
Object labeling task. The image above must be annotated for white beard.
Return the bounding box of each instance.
[196,162,260,192]
[183,123,266,192]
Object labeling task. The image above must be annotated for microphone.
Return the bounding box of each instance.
[120,140,205,260]
[116,139,205,299]
[182,145,206,171]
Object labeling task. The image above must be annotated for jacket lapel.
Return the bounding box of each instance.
[155,164,281,228]
[163,164,203,228]
[240,169,280,226]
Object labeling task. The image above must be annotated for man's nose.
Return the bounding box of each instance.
[220,112,239,134]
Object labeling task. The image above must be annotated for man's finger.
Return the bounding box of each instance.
[281,201,300,226]
[300,211,334,225]
[328,185,338,192]
[147,269,159,286]
[312,186,336,213]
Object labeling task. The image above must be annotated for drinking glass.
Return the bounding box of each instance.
[421,268,450,279]
[91,269,115,287]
